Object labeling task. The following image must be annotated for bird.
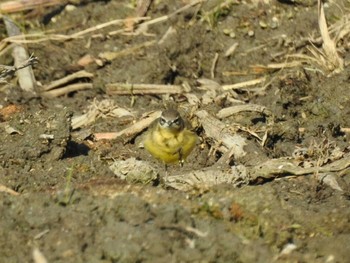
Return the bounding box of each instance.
[143,109,198,172]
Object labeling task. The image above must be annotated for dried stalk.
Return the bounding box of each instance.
[137,0,205,28]
[222,77,266,91]
[166,152,350,191]
[94,111,161,141]
[2,0,203,44]
[217,104,272,119]
[71,99,133,130]
[42,70,93,91]
[195,110,247,158]
[249,154,350,191]
[158,26,176,45]
[0,0,63,13]
[1,17,150,44]
[70,17,149,38]
[165,165,248,191]
[317,0,344,73]
[250,61,302,73]
[106,83,187,95]
[4,16,37,94]
[41,83,93,98]
[98,40,155,61]
[0,184,20,195]
[32,248,48,263]
[136,0,153,17]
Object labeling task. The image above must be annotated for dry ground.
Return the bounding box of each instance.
[1,0,350,262]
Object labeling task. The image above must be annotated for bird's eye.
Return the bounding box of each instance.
[159,118,166,125]
[173,118,181,126]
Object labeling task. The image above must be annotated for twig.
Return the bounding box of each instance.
[158,26,176,45]
[0,54,38,80]
[224,42,238,57]
[70,17,150,38]
[34,229,50,240]
[106,83,187,95]
[137,0,205,28]
[210,52,219,79]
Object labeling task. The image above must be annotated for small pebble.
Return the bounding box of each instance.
[223,29,231,35]
[259,20,267,29]
[269,17,278,29]
[229,32,236,38]
[65,4,77,12]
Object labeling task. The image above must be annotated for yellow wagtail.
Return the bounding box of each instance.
[143,109,198,170]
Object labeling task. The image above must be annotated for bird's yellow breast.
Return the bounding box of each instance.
[143,124,197,164]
